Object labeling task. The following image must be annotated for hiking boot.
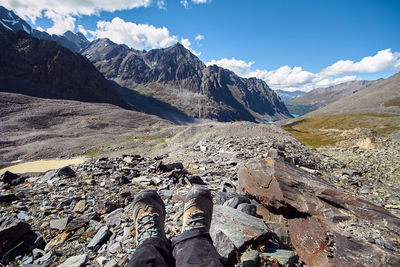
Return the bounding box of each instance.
[133,190,166,246]
[182,185,213,233]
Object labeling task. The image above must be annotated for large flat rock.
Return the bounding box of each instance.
[210,205,273,260]
[238,158,400,267]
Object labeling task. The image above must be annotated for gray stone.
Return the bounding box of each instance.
[96,200,120,215]
[212,231,236,261]
[267,148,279,159]
[108,241,121,254]
[57,197,82,209]
[88,226,112,249]
[237,203,257,217]
[134,176,152,186]
[117,175,130,185]
[0,171,24,185]
[226,160,238,166]
[261,248,296,265]
[186,175,207,185]
[37,252,52,265]
[58,254,87,267]
[223,197,240,208]
[0,193,17,203]
[50,217,70,231]
[55,166,76,178]
[151,176,162,185]
[23,256,33,265]
[104,208,123,226]
[160,189,173,198]
[162,162,184,172]
[17,211,32,221]
[32,248,45,260]
[241,250,260,267]
[73,200,86,213]
[210,205,271,250]
[104,259,118,267]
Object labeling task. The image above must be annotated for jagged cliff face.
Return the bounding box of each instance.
[0,29,128,108]
[83,39,291,122]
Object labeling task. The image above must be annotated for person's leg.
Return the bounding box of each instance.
[172,185,223,267]
[127,237,174,267]
[127,190,175,267]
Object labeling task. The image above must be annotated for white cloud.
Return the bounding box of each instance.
[209,48,400,92]
[192,0,212,4]
[92,17,178,50]
[195,34,204,41]
[44,10,76,34]
[157,0,167,10]
[206,58,254,76]
[181,0,211,8]
[77,25,87,35]
[180,38,201,57]
[321,49,400,76]
[2,0,152,34]
[247,66,317,88]
[180,0,189,8]
[315,75,358,88]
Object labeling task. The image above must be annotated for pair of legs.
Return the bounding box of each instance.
[127,185,223,267]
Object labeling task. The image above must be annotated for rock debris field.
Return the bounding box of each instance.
[1,122,400,267]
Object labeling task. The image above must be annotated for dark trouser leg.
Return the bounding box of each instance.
[172,230,223,267]
[127,237,175,267]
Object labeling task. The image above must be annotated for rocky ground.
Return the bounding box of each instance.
[319,136,400,217]
[1,120,400,266]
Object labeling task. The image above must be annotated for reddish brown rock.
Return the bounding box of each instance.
[238,158,400,267]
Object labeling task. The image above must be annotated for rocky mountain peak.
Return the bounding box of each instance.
[0,6,32,34]
[83,38,130,62]
[63,30,90,50]
[145,42,205,70]
[0,5,83,52]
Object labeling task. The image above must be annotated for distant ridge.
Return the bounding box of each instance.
[286,80,374,116]
[305,72,400,116]
[275,89,305,102]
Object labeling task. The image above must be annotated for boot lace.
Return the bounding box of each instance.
[184,211,207,231]
[137,214,160,244]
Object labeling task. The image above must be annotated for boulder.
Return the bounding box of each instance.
[210,205,281,262]
[0,193,17,203]
[159,162,184,172]
[55,166,76,178]
[238,158,400,267]
[0,217,31,257]
[0,171,25,185]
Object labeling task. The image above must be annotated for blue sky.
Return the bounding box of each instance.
[3,0,400,91]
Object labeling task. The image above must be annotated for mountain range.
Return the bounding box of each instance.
[0,5,291,123]
[275,89,305,102]
[82,39,290,121]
